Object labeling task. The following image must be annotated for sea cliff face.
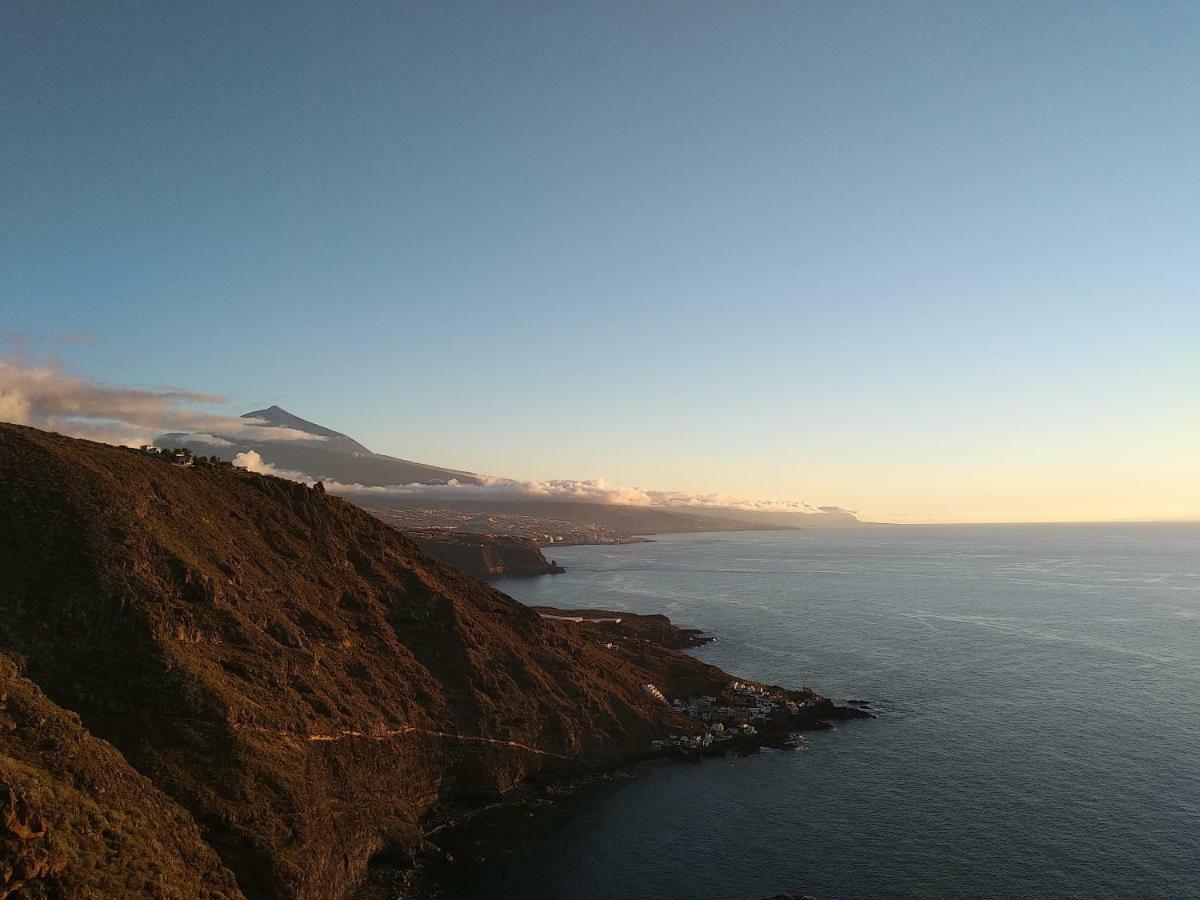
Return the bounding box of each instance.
[406,531,565,579]
[0,424,817,899]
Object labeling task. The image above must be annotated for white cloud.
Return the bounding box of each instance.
[176,432,234,447]
[231,450,310,480]
[0,388,32,426]
[0,356,325,446]
[644,491,830,514]
[181,423,326,443]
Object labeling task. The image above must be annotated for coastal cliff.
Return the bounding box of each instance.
[407,530,565,579]
[534,608,714,649]
[0,424,861,898]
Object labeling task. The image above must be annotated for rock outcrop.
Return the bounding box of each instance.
[407,531,565,579]
[534,608,714,649]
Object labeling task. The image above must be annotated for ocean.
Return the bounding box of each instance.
[465,524,1199,899]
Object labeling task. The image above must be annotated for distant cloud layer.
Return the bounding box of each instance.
[231,451,842,515]
[232,451,658,504]
[646,491,837,514]
[0,355,325,447]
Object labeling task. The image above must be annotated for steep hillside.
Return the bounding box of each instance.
[0,425,737,898]
[0,657,242,898]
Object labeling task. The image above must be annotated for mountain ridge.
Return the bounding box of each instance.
[160,405,481,487]
[240,405,373,455]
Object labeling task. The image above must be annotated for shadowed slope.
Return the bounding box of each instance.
[0,657,241,898]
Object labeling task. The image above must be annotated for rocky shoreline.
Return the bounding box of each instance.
[384,612,873,898]
[528,606,872,755]
[372,695,871,900]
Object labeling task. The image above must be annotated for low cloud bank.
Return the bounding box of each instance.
[0,356,326,446]
[232,452,653,503]
[231,451,844,516]
[645,491,837,515]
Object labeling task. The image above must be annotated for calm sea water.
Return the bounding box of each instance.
[481,524,1199,899]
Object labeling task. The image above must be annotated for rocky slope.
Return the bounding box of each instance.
[0,657,242,898]
[0,424,761,898]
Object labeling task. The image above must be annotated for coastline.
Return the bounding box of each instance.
[382,608,872,898]
[360,764,652,899]
[382,703,871,900]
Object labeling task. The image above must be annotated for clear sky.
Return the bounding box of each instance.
[3,1,1198,523]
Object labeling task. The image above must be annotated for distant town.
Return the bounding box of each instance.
[365,505,646,549]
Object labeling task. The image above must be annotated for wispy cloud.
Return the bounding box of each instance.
[0,355,326,446]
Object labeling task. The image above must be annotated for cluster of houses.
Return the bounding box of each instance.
[133,446,232,468]
[651,680,812,753]
[138,445,194,465]
[680,680,810,724]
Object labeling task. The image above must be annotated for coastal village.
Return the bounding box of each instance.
[648,679,819,756]
[533,609,867,758]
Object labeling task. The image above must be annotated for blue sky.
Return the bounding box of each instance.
[3,1,1197,521]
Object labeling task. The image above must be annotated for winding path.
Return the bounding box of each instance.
[234,721,573,760]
